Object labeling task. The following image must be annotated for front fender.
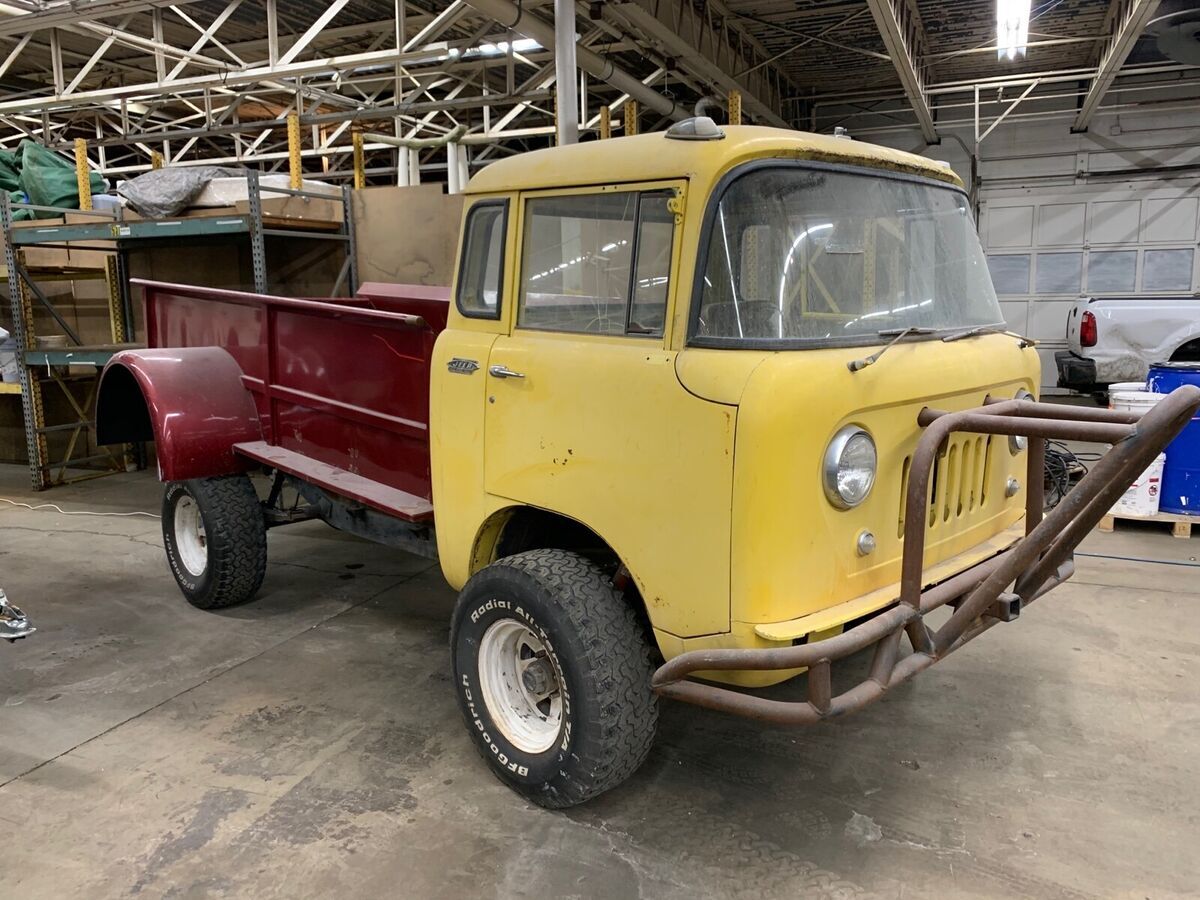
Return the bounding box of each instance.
[96,347,263,481]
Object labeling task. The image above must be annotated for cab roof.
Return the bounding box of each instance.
[465,125,962,195]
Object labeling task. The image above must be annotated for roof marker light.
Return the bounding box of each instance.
[665,117,725,141]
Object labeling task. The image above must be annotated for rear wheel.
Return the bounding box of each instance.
[450,549,658,808]
[162,476,267,609]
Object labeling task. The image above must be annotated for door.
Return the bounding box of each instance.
[483,183,737,637]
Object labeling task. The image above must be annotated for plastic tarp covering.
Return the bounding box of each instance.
[19,140,107,216]
[0,149,20,192]
[1,148,31,220]
[116,165,246,218]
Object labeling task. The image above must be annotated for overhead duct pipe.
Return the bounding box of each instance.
[362,125,469,190]
[463,0,687,122]
[362,124,469,149]
[694,96,724,119]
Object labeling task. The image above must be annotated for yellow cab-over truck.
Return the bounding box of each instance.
[95,119,1200,807]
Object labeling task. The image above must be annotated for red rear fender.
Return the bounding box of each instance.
[96,347,262,482]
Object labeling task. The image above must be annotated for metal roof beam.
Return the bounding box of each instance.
[1072,0,1161,132]
[864,0,937,143]
[0,44,487,115]
[462,0,687,120]
[0,0,201,38]
[606,0,789,126]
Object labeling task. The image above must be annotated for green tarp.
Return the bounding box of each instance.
[0,140,108,220]
[0,149,20,193]
[18,141,106,217]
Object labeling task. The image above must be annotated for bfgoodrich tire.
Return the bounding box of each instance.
[162,476,267,610]
[450,549,659,808]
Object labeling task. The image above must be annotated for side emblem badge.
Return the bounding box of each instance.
[448,358,480,375]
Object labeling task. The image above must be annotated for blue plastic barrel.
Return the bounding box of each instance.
[1147,362,1200,515]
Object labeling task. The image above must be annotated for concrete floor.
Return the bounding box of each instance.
[1,465,1197,899]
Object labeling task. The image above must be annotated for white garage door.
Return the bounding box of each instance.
[979,181,1200,390]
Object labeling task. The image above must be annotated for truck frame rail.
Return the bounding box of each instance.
[652,387,1200,724]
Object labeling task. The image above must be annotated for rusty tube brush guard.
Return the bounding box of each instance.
[651,386,1200,725]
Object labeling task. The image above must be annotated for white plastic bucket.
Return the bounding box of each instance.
[1111,452,1166,518]
[1111,390,1162,415]
[1108,390,1167,517]
[1107,382,1146,406]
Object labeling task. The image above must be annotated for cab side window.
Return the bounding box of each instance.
[456,201,507,319]
[518,189,675,337]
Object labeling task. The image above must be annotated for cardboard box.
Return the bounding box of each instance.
[121,198,343,226]
[63,212,118,267]
[125,233,346,297]
[351,183,463,286]
[0,375,91,465]
[5,217,71,269]
[70,277,119,345]
[235,195,343,225]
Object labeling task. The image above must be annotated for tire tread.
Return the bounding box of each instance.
[164,476,267,609]
[459,548,658,808]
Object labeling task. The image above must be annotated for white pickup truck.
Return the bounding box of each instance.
[1056,295,1200,394]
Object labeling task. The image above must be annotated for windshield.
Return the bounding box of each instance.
[692,166,1004,346]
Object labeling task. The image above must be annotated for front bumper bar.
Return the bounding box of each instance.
[0,590,33,641]
[1056,351,1099,393]
[651,386,1200,725]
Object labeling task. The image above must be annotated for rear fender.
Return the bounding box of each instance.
[96,347,262,481]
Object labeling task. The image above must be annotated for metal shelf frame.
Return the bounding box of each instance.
[1,171,357,489]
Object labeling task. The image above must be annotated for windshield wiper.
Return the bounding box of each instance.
[847,326,937,372]
[942,325,1036,348]
[877,326,938,337]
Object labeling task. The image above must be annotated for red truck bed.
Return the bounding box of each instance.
[138,279,448,520]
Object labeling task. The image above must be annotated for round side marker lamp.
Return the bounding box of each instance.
[856,530,877,557]
[1010,389,1034,454]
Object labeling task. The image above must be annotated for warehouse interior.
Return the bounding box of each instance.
[2,1,1199,897]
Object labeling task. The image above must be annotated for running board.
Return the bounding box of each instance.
[233,441,434,522]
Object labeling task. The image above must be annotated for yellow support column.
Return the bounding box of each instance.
[287,112,302,189]
[74,139,92,211]
[352,131,365,189]
[625,100,638,136]
[150,150,164,169]
[105,256,126,343]
[728,90,742,126]
[599,105,611,140]
[16,251,49,489]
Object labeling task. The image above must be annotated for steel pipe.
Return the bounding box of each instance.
[554,0,579,144]
[651,387,1200,727]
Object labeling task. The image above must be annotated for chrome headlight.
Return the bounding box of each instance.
[1010,389,1034,454]
[823,426,877,509]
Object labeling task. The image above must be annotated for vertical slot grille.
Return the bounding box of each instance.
[898,434,996,537]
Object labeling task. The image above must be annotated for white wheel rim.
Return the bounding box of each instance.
[173,495,208,578]
[477,618,564,754]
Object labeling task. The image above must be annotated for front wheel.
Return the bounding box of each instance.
[162,476,267,609]
[450,549,659,808]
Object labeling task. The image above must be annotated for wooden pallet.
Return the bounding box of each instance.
[1098,510,1196,539]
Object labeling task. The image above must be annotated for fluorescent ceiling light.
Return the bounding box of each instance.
[997,0,1031,60]
[467,38,543,59]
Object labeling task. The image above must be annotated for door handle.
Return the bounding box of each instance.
[488,364,525,379]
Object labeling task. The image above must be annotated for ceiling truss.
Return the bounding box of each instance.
[0,0,1191,185]
[1071,0,1162,132]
